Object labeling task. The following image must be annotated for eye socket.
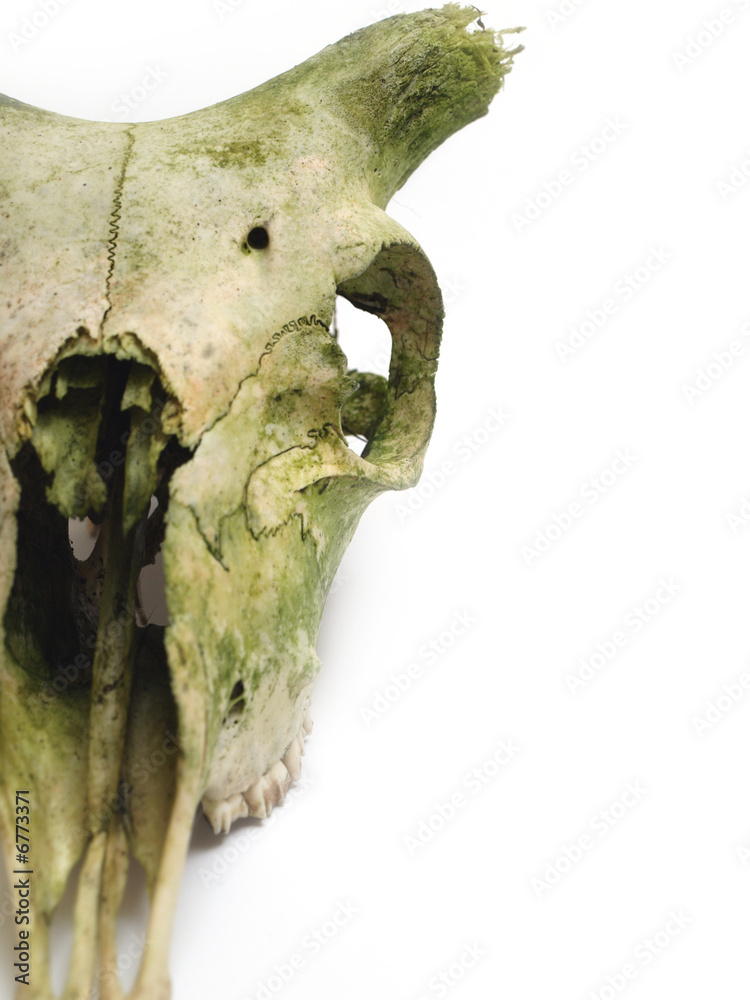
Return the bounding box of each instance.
[246,226,269,250]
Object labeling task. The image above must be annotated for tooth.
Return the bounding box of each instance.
[243,785,267,820]
[202,793,248,835]
[243,778,270,819]
[303,709,314,735]
[283,739,302,781]
[244,760,292,819]
[267,760,292,800]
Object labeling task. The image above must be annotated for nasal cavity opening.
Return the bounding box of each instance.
[68,493,170,630]
[135,493,169,628]
[66,495,157,560]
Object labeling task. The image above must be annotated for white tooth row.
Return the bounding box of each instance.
[203,710,313,835]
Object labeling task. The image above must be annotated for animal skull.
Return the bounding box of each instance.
[0,7,521,999]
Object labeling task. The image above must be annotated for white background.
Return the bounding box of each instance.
[2,1,750,998]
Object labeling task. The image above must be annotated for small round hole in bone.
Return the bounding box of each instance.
[246,226,269,250]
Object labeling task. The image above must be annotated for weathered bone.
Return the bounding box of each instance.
[0,7,521,999]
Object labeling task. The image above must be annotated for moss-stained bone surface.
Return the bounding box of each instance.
[0,7,522,999]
